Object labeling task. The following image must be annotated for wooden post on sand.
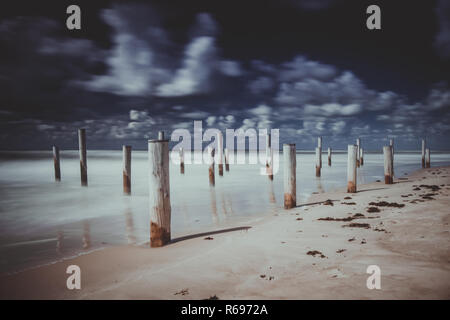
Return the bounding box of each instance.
[283,144,296,209]
[347,145,357,193]
[148,137,171,247]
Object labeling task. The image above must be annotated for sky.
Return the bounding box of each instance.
[0,0,449,151]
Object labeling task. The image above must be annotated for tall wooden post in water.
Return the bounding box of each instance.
[317,137,322,169]
[389,138,394,177]
[148,137,171,247]
[327,147,332,166]
[266,133,271,168]
[356,138,361,167]
[360,148,364,166]
[179,147,185,174]
[53,146,61,181]
[224,148,230,171]
[158,131,164,140]
[78,129,87,186]
[383,146,393,184]
[283,144,296,209]
[315,147,321,177]
[347,145,357,193]
[208,146,215,186]
[425,148,431,168]
[217,132,224,176]
[421,139,426,168]
[123,145,132,194]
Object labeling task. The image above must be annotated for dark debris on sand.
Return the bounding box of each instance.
[368,201,405,208]
[342,223,371,229]
[367,207,380,213]
[307,250,327,258]
[341,202,356,205]
[204,236,214,240]
[323,199,334,206]
[419,184,441,192]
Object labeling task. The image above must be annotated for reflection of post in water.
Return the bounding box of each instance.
[220,192,228,218]
[209,187,219,225]
[226,194,234,216]
[268,181,276,204]
[125,208,136,245]
[316,176,325,194]
[56,230,63,254]
[82,220,91,249]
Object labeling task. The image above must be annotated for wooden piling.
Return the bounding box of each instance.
[347,145,357,193]
[224,148,230,171]
[283,144,296,209]
[327,147,331,166]
[360,148,364,166]
[179,147,185,174]
[53,146,61,181]
[315,147,321,177]
[356,138,361,167]
[148,137,171,247]
[217,132,224,176]
[208,146,215,186]
[389,138,394,176]
[421,139,426,168]
[123,145,131,194]
[425,148,431,168]
[266,133,271,167]
[317,137,322,168]
[383,146,393,184]
[158,131,164,140]
[78,129,87,186]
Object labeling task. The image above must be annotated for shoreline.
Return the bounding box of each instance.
[1,166,449,299]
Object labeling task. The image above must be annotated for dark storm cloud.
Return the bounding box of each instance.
[0,0,449,150]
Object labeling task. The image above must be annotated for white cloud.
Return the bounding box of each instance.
[155,36,217,97]
[304,103,362,116]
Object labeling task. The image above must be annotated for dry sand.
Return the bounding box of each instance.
[1,166,450,299]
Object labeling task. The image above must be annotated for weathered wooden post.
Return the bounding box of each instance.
[421,139,426,168]
[217,132,224,176]
[53,146,61,181]
[315,147,321,177]
[78,129,87,186]
[383,146,393,184]
[148,137,171,247]
[208,146,215,186]
[356,138,361,167]
[283,144,296,209]
[179,147,185,174]
[360,147,364,166]
[317,136,322,168]
[347,145,357,193]
[224,148,230,171]
[123,145,132,194]
[425,148,431,168]
[389,138,394,176]
[158,131,164,140]
[327,147,332,166]
[266,133,271,167]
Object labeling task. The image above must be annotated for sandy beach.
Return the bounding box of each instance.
[1,166,449,300]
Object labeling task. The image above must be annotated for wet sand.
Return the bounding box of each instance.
[1,166,449,299]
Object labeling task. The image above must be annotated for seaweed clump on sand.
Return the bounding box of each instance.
[342,223,370,229]
[307,250,327,258]
[368,201,405,208]
[419,184,441,192]
[367,207,380,213]
[323,199,334,206]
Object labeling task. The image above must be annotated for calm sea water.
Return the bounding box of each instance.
[1,150,449,274]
